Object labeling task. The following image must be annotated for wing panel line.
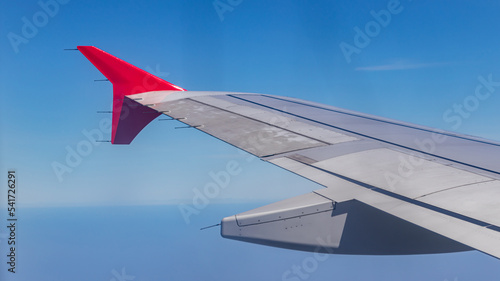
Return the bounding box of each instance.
[262,95,500,147]
[185,98,332,146]
[228,95,500,176]
[296,158,500,233]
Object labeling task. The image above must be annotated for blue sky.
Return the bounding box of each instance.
[1,0,500,280]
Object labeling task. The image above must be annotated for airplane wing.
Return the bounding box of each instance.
[78,46,500,259]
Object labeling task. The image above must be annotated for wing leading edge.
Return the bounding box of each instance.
[79,47,500,259]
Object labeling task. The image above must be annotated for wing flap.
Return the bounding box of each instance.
[313,148,492,198]
[419,180,500,227]
[271,156,500,259]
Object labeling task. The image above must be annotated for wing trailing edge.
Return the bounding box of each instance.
[77,46,185,144]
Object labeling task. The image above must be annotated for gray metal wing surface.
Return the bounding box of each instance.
[130,90,500,259]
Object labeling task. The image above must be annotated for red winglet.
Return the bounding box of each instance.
[77,46,185,144]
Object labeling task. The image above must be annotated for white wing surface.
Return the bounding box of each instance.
[130,90,500,258]
[79,46,500,259]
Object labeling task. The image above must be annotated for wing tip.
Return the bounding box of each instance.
[78,46,184,144]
